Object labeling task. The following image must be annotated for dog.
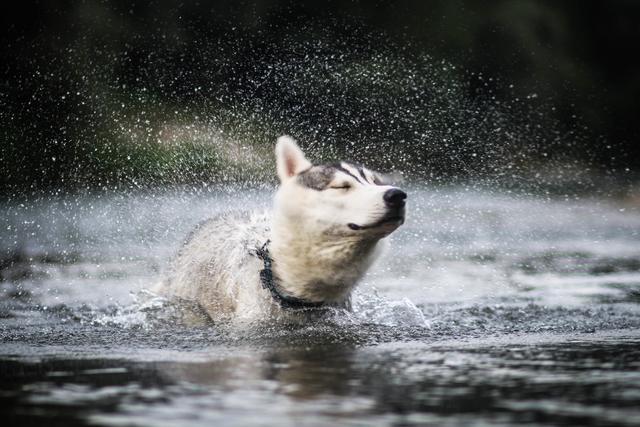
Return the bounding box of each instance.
[159,136,407,322]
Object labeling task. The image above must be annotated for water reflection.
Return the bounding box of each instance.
[2,334,640,426]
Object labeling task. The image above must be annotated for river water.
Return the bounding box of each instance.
[1,187,640,426]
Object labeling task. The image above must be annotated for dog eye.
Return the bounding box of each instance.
[329,184,351,190]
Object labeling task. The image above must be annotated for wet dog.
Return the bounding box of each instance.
[159,136,406,321]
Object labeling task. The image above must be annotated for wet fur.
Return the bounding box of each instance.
[160,136,405,322]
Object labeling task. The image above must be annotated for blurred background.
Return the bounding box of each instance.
[2,0,639,195]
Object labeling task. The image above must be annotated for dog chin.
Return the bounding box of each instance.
[347,215,405,233]
[376,216,404,233]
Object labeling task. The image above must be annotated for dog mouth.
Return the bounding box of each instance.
[348,214,405,231]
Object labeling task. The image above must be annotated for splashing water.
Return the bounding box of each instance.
[2,10,640,426]
[2,17,610,195]
[2,185,640,426]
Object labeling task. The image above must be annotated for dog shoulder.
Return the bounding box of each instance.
[175,210,270,271]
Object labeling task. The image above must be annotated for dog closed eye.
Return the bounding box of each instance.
[329,184,352,190]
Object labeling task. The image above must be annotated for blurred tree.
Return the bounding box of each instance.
[1,0,638,193]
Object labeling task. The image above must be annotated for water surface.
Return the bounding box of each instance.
[1,187,640,426]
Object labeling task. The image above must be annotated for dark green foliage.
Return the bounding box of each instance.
[1,1,638,194]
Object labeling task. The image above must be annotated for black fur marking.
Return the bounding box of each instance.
[297,162,383,189]
[297,166,335,190]
[334,164,365,185]
[358,167,370,184]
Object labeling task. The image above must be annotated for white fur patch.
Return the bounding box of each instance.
[160,135,405,322]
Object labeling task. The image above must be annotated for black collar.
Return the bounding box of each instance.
[253,240,326,310]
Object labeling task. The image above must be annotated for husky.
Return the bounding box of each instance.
[160,136,407,322]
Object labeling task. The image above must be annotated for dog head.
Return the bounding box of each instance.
[274,136,406,238]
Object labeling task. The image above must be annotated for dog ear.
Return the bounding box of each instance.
[276,136,312,181]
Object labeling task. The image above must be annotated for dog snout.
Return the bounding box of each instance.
[383,188,407,208]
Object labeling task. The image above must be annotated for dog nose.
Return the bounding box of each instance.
[384,188,407,208]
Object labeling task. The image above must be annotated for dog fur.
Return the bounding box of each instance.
[159,136,406,322]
